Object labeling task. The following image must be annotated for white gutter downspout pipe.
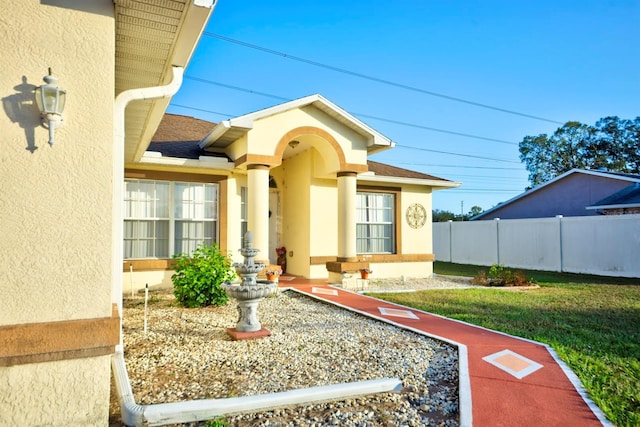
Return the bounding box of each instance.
[111,66,402,426]
[114,348,401,426]
[112,65,184,349]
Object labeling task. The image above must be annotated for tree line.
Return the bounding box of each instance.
[519,116,639,187]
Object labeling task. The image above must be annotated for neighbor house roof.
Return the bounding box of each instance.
[199,94,395,154]
[472,168,640,219]
[587,183,640,210]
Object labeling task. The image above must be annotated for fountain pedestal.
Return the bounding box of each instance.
[223,231,277,340]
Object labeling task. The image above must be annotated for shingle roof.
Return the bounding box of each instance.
[147,113,227,160]
[151,113,215,142]
[367,160,452,182]
[148,114,452,183]
[590,183,640,208]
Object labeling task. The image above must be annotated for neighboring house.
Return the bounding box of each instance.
[1,1,214,425]
[586,183,640,215]
[472,169,640,220]
[124,97,459,291]
[1,1,458,424]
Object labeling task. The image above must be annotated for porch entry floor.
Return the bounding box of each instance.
[278,276,609,427]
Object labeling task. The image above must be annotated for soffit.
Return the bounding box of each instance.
[115,0,214,163]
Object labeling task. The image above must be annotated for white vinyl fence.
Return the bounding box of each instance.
[433,214,640,278]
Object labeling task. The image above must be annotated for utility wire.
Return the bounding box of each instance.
[396,162,523,170]
[172,96,519,163]
[182,76,518,146]
[392,144,520,163]
[176,77,522,163]
[204,32,564,125]
[353,113,517,145]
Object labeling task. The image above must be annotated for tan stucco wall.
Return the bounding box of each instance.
[1,0,114,324]
[281,150,313,276]
[0,355,111,426]
[236,107,369,169]
[0,0,115,424]
[401,185,434,255]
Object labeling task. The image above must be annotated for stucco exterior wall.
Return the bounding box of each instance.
[1,0,114,324]
[0,356,111,426]
[282,150,313,276]
[0,1,115,424]
[244,107,369,167]
[401,185,434,255]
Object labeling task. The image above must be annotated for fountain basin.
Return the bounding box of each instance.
[223,281,277,300]
[233,263,265,275]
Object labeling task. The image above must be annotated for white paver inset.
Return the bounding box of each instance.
[311,287,339,296]
[483,349,544,379]
[378,307,420,320]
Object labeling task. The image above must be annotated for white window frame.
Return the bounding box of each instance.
[124,179,218,259]
[356,191,396,254]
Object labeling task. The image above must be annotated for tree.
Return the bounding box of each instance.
[468,205,483,218]
[433,206,483,222]
[518,117,640,187]
[519,121,592,186]
[432,209,456,222]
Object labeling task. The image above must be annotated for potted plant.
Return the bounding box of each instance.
[265,269,281,281]
[359,268,372,279]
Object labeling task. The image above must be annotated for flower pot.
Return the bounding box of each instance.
[266,274,276,281]
[360,271,369,279]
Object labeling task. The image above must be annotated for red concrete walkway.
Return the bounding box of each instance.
[278,277,611,427]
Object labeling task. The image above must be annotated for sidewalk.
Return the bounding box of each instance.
[280,277,611,427]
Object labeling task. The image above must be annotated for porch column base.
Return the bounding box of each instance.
[326,260,371,289]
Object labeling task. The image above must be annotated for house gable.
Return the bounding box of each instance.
[473,169,640,220]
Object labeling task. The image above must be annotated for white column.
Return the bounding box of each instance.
[247,165,270,261]
[337,171,357,261]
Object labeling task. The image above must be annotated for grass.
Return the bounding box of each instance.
[374,262,640,427]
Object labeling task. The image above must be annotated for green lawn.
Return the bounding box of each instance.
[373,262,640,427]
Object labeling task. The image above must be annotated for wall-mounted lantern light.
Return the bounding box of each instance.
[34,68,66,146]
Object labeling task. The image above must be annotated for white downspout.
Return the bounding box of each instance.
[112,65,184,349]
[112,349,401,427]
[111,66,184,425]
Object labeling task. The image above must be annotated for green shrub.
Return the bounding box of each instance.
[472,264,533,287]
[171,243,235,307]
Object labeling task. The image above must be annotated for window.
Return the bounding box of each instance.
[356,192,395,253]
[124,179,218,259]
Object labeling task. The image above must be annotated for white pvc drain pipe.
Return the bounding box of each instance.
[112,351,402,426]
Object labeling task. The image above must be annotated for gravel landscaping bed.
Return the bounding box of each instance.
[110,276,472,426]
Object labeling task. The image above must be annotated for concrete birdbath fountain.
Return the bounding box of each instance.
[223,231,277,339]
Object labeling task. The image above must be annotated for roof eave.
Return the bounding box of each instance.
[586,203,640,210]
[357,173,460,188]
[117,0,216,163]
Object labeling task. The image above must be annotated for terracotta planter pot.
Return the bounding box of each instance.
[360,271,369,279]
[266,274,276,281]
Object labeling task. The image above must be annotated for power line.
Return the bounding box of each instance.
[352,113,517,145]
[396,162,523,170]
[181,76,519,146]
[204,32,564,125]
[176,77,523,164]
[393,144,521,164]
[170,103,234,119]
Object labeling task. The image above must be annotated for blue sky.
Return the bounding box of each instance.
[168,0,640,215]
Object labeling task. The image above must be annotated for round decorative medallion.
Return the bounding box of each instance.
[406,203,427,229]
